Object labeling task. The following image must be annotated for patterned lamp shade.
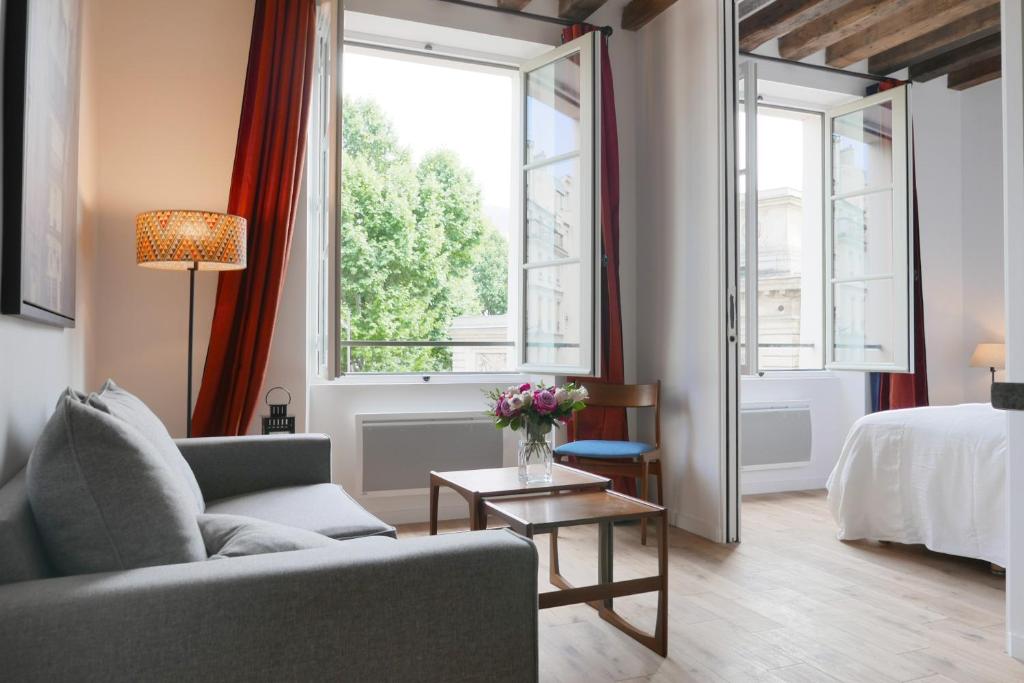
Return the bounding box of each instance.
[136,210,247,270]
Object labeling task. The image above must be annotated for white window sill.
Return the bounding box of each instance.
[742,370,837,381]
[311,373,532,388]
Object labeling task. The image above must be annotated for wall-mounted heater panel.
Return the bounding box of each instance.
[740,402,812,469]
[358,412,501,494]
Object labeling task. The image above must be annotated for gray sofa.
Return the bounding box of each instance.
[0,434,539,682]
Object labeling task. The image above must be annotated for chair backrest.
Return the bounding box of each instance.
[577,381,661,446]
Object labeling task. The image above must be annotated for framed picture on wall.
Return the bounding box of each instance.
[0,0,82,327]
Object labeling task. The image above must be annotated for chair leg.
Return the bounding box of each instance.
[655,462,664,506]
[640,461,650,546]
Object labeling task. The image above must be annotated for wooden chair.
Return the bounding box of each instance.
[553,381,662,544]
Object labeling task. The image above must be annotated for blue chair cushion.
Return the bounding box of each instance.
[554,440,657,459]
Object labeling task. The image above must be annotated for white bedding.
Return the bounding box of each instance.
[826,403,1007,566]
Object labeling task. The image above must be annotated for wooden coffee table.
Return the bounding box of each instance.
[428,465,610,535]
[483,490,668,656]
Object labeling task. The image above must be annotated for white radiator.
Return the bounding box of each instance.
[356,412,502,495]
[740,402,812,469]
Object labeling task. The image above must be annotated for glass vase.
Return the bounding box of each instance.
[517,429,553,484]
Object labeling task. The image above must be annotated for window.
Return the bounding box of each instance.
[339,44,517,374]
[319,24,602,377]
[739,104,824,372]
[738,71,912,375]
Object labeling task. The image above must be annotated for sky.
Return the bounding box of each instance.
[343,48,515,235]
[740,110,819,190]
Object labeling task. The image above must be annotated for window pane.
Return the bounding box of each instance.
[340,46,515,373]
[525,55,581,163]
[525,264,581,367]
[755,106,824,371]
[526,158,580,263]
[833,278,895,365]
[832,101,893,195]
[833,190,893,279]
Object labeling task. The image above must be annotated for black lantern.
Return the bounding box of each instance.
[261,386,295,435]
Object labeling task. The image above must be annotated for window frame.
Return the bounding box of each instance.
[824,84,913,373]
[515,32,602,377]
[330,36,524,378]
[739,78,829,376]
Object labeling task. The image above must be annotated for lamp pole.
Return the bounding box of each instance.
[187,262,197,438]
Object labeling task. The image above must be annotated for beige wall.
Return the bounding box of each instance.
[0,0,97,483]
[86,0,254,437]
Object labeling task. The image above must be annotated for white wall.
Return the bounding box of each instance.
[913,78,1005,406]
[740,372,866,494]
[962,80,1006,402]
[0,1,97,484]
[635,0,729,540]
[85,0,254,437]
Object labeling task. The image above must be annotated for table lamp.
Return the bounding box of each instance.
[136,210,247,437]
[969,342,1005,385]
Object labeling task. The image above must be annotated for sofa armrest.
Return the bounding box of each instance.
[0,529,538,683]
[175,433,332,502]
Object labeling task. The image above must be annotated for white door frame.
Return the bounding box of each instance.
[1001,0,1024,660]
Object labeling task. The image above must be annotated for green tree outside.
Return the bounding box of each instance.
[340,98,508,373]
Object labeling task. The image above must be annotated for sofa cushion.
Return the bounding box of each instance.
[26,396,207,575]
[198,513,340,559]
[204,483,397,540]
[88,379,205,513]
[0,469,53,584]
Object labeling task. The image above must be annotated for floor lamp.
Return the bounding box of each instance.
[136,210,247,437]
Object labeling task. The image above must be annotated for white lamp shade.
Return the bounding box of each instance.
[969,343,1005,369]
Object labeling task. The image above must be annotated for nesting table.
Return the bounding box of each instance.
[428,464,611,534]
[428,466,668,656]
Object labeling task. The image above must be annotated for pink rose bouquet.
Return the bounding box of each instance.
[486,381,588,438]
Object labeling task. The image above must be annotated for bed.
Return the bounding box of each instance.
[826,403,1007,567]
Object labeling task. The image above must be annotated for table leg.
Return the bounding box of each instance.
[655,509,668,656]
[599,520,613,611]
[470,496,485,531]
[429,482,440,536]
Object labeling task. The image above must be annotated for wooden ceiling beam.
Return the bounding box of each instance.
[739,0,850,52]
[948,54,1002,90]
[909,33,1001,82]
[738,0,775,20]
[496,0,532,10]
[621,0,677,31]
[868,4,1001,76]
[778,0,909,62]
[559,0,609,23]
[826,0,999,69]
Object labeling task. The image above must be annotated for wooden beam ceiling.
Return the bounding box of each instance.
[558,0,609,23]
[948,54,1002,90]
[825,0,999,69]
[908,32,1002,82]
[867,4,1002,76]
[496,0,532,10]
[777,0,905,62]
[739,0,850,52]
[621,0,677,32]
[738,0,776,20]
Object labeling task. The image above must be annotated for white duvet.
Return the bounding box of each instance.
[826,403,1007,566]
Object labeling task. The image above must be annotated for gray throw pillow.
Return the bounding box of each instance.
[199,513,337,559]
[88,379,205,513]
[26,396,207,575]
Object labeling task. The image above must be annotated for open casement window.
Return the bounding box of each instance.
[825,84,913,372]
[516,32,601,376]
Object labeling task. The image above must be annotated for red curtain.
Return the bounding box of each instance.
[873,79,928,411]
[192,0,317,436]
[562,25,631,492]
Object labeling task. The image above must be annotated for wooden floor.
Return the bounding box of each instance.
[400,490,1024,682]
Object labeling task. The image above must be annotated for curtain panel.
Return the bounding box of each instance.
[193,0,317,436]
